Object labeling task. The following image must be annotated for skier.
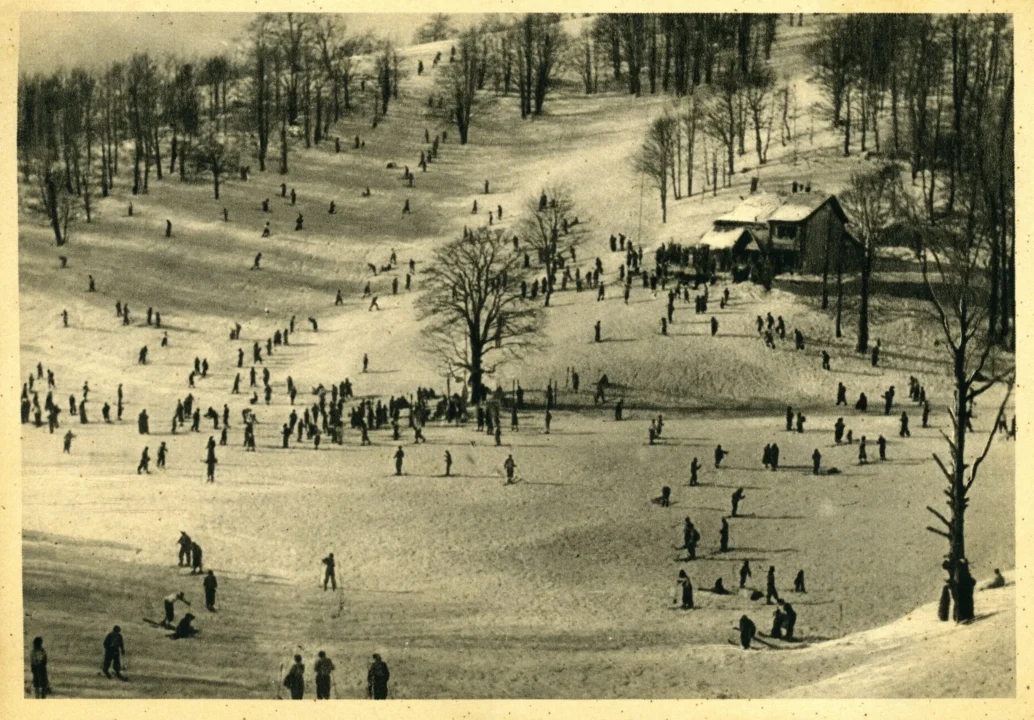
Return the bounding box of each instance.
[315,651,335,700]
[322,553,337,591]
[731,487,745,517]
[203,570,218,611]
[367,654,390,700]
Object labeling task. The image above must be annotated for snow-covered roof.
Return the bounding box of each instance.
[695,226,759,250]
[715,194,784,225]
[715,190,847,226]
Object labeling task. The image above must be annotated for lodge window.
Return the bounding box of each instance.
[773,223,798,239]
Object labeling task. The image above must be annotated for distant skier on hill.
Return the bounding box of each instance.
[322,553,337,591]
[730,487,745,517]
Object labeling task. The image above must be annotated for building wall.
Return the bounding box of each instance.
[795,202,863,274]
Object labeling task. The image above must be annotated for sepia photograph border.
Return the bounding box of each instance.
[0,0,1029,718]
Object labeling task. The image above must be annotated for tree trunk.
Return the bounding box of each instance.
[45,175,64,246]
[152,126,163,180]
[856,250,871,353]
[280,124,288,174]
[132,142,141,195]
[315,87,323,145]
[835,235,844,337]
[100,144,109,197]
[469,335,485,403]
[303,79,312,148]
[890,72,900,154]
[843,88,851,157]
[179,138,189,181]
[821,234,831,310]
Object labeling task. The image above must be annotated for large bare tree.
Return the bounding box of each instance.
[420,229,540,404]
[634,112,678,223]
[435,29,483,145]
[840,165,901,354]
[916,190,1014,624]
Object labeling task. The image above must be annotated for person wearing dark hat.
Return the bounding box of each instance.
[367,653,390,699]
[738,615,757,649]
[170,613,198,639]
[284,655,305,699]
[675,570,694,609]
[203,570,218,611]
[102,626,126,679]
[30,636,50,698]
[322,553,337,591]
[315,651,335,699]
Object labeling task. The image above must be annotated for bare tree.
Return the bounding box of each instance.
[516,186,587,290]
[916,191,1014,624]
[744,63,775,165]
[193,132,240,200]
[703,62,740,180]
[634,112,677,222]
[681,90,701,197]
[840,165,901,354]
[419,228,539,404]
[435,29,483,145]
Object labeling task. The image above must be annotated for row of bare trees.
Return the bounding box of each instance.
[17,13,391,245]
[811,14,1013,349]
[427,14,571,145]
[634,35,795,222]
[580,14,785,98]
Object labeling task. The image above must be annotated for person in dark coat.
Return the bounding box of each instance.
[367,654,390,699]
[740,558,756,587]
[683,517,700,560]
[394,446,405,475]
[766,566,779,604]
[203,570,218,611]
[178,532,192,566]
[190,542,203,575]
[137,447,151,474]
[770,604,786,639]
[169,613,198,639]
[812,448,821,475]
[714,445,728,468]
[780,600,798,640]
[315,651,335,700]
[322,553,337,591]
[102,626,126,679]
[689,457,700,486]
[719,517,730,552]
[731,487,745,517]
[837,382,847,406]
[785,406,794,432]
[284,655,305,699]
[793,569,806,593]
[30,636,50,698]
[676,570,694,609]
[900,411,911,437]
[738,615,757,649]
[712,577,731,594]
